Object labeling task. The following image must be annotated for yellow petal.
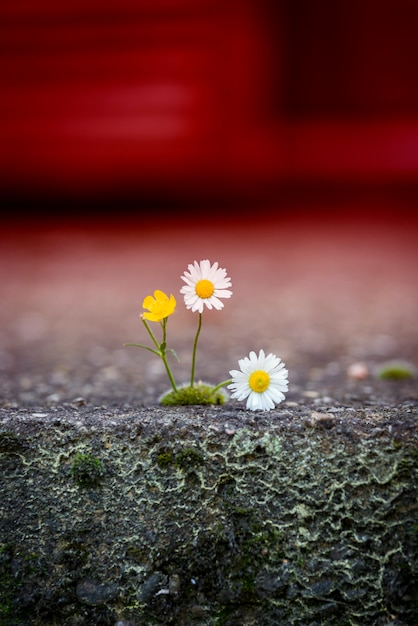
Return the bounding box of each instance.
[142,311,160,322]
[153,289,169,302]
[167,294,176,314]
[142,294,155,310]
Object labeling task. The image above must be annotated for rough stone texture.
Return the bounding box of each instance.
[1,397,417,625]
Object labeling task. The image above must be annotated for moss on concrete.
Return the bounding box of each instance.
[70,453,106,487]
[159,382,228,406]
[0,404,417,625]
[377,361,416,381]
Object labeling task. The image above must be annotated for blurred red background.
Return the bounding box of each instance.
[1,0,418,403]
[1,0,418,215]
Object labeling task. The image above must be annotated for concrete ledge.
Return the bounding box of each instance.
[1,404,417,625]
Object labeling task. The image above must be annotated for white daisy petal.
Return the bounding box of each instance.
[248,351,258,366]
[180,276,194,288]
[267,387,286,403]
[229,349,289,411]
[270,370,289,382]
[208,296,224,310]
[192,300,204,313]
[237,389,251,401]
[264,352,279,370]
[206,262,219,280]
[238,358,252,376]
[214,289,233,298]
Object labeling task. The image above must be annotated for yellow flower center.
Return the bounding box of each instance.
[196,279,215,299]
[249,370,270,393]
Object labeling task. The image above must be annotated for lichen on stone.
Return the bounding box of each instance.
[0,404,417,625]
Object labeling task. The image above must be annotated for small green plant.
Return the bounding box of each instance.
[377,361,415,380]
[175,447,205,471]
[124,259,289,410]
[70,453,105,487]
[156,449,174,468]
[160,382,228,406]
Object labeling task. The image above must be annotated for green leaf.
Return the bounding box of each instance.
[123,343,161,357]
[169,348,180,362]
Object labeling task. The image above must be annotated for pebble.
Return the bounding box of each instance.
[347,362,369,380]
[303,390,319,398]
[46,393,61,403]
[136,572,166,602]
[169,573,181,594]
[315,396,333,404]
[155,588,170,596]
[76,578,118,606]
[72,396,87,406]
[208,424,223,433]
[309,412,336,429]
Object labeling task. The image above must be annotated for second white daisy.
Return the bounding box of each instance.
[180,259,232,313]
[228,349,289,411]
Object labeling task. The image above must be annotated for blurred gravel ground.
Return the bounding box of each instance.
[0,206,417,410]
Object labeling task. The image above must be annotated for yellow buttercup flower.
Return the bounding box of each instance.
[142,290,176,322]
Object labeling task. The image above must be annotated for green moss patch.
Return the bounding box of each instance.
[159,382,228,406]
[70,453,106,487]
[377,360,415,380]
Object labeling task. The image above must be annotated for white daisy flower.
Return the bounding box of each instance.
[228,349,289,411]
[180,259,232,313]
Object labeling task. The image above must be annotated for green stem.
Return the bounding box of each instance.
[161,353,177,392]
[161,318,177,392]
[190,312,202,387]
[141,317,161,352]
[141,316,177,392]
[210,379,233,395]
